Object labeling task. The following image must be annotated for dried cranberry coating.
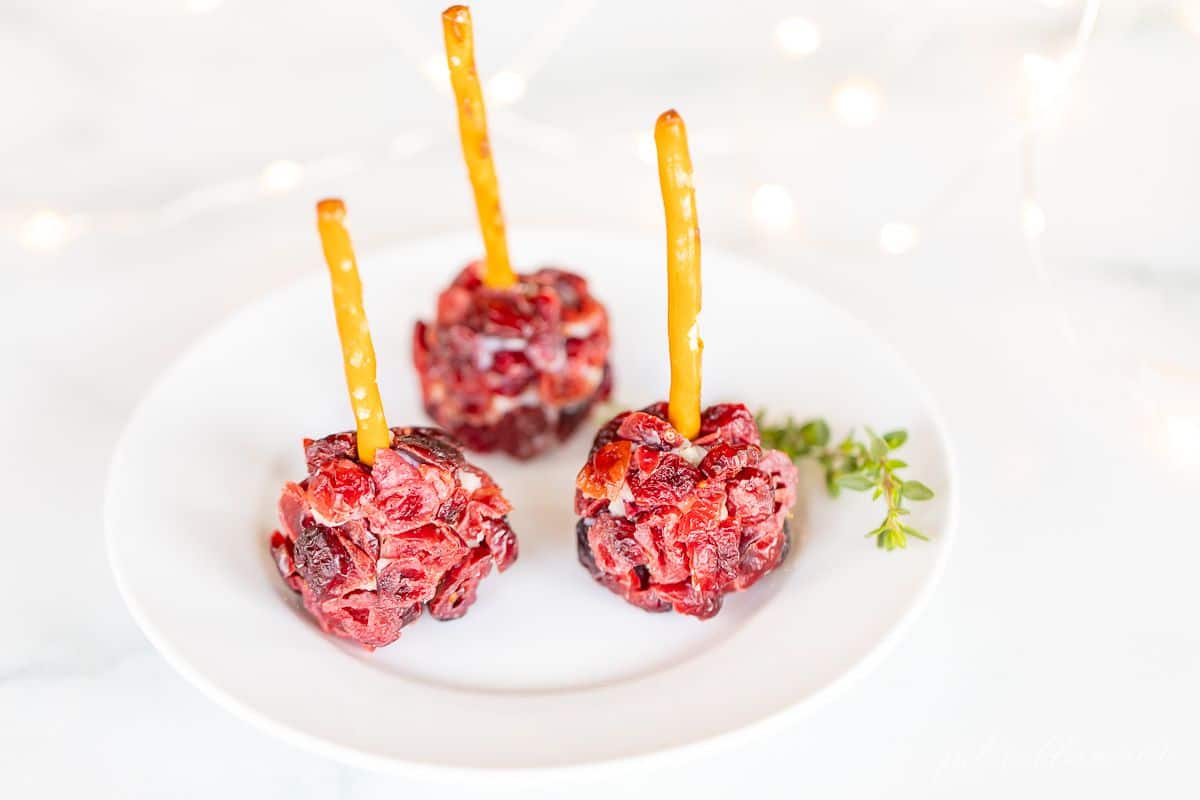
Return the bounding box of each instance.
[270,426,517,649]
[575,402,798,619]
[413,263,612,459]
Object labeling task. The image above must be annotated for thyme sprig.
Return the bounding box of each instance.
[757,414,935,551]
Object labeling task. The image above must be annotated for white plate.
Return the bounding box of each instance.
[106,231,956,778]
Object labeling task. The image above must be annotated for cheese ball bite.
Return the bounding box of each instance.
[575,403,796,618]
[422,6,612,458]
[272,426,516,648]
[413,263,611,459]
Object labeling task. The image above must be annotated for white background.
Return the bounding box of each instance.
[2,0,1198,797]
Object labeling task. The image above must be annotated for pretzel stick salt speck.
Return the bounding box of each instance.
[443,5,515,289]
[316,199,391,464]
[655,110,702,439]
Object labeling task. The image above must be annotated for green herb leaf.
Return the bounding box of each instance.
[865,427,888,461]
[900,480,935,501]
[757,413,936,553]
[800,419,830,448]
[836,473,876,491]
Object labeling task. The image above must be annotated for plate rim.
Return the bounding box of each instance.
[104,229,959,781]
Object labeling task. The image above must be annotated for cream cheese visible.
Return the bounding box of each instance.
[489,386,545,415]
[606,484,635,518]
[458,470,483,492]
[475,335,531,370]
[562,318,599,339]
[675,442,709,467]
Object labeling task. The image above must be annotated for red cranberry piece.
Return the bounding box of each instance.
[627,453,700,508]
[369,447,422,493]
[734,520,789,591]
[654,581,724,619]
[675,480,726,542]
[450,262,484,291]
[277,482,308,542]
[533,268,586,308]
[757,450,799,512]
[306,457,374,526]
[687,519,740,594]
[631,508,689,584]
[490,350,538,396]
[293,521,377,600]
[697,403,760,446]
[529,286,563,327]
[481,517,518,571]
[315,591,421,649]
[376,560,439,606]
[632,447,662,476]
[640,401,671,421]
[469,484,513,515]
[586,514,645,575]
[577,440,632,500]
[555,367,611,441]
[413,321,431,371]
[436,487,469,527]
[699,441,762,479]
[303,432,357,471]
[460,487,513,544]
[492,406,551,460]
[617,574,672,613]
[480,293,533,337]
[368,479,442,534]
[576,519,600,577]
[378,523,467,575]
[617,411,685,450]
[589,410,631,456]
[269,531,304,592]
[726,468,775,524]
[392,429,465,468]
[526,330,566,374]
[539,368,598,407]
[436,286,473,325]
[429,546,494,620]
[575,490,607,517]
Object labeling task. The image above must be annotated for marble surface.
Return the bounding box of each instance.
[2,1,1199,797]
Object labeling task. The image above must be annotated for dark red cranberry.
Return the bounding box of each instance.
[293,521,375,600]
[617,411,685,450]
[413,265,611,459]
[429,546,493,620]
[699,441,762,479]
[698,404,760,446]
[272,426,518,648]
[626,453,699,508]
[306,457,375,525]
[574,403,798,620]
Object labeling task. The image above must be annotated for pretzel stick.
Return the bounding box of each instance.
[655,109,703,440]
[443,5,515,289]
[316,199,390,464]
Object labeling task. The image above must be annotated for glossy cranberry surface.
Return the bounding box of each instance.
[414,263,611,459]
[270,427,517,649]
[575,402,798,619]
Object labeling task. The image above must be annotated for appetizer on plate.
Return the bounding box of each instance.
[270,200,518,649]
[413,5,612,459]
[574,112,799,619]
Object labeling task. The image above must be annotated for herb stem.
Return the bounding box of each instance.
[757,414,934,551]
